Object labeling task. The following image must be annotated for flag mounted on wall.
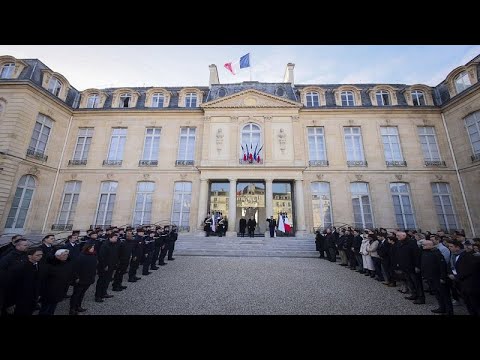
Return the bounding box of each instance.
[224,53,250,75]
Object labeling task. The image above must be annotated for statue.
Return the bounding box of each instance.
[278,128,287,153]
[216,128,224,153]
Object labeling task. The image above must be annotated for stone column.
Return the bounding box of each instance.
[196,178,209,235]
[265,178,273,237]
[294,179,307,237]
[227,178,237,237]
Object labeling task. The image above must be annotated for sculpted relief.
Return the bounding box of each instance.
[278,128,287,153]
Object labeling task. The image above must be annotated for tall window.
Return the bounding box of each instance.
[133,182,155,226]
[29,114,53,155]
[308,127,327,162]
[390,183,416,230]
[241,123,261,156]
[376,90,390,106]
[119,93,131,108]
[0,63,15,79]
[171,182,192,231]
[341,91,355,106]
[454,72,471,94]
[417,126,441,161]
[73,128,93,161]
[152,93,165,108]
[411,90,425,106]
[177,127,196,161]
[87,94,99,108]
[344,127,365,162]
[107,128,127,161]
[465,110,480,159]
[5,175,36,231]
[432,183,458,231]
[142,128,161,161]
[306,92,320,107]
[94,181,117,226]
[381,127,404,163]
[311,182,333,230]
[185,93,197,107]
[351,182,374,229]
[57,181,81,226]
[48,77,62,96]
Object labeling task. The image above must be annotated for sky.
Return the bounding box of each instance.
[0,45,479,91]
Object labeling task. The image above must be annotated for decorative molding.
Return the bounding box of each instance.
[435,174,443,181]
[355,174,363,181]
[180,174,187,180]
[106,173,114,179]
[230,116,238,121]
[216,128,224,153]
[263,116,272,121]
[348,119,354,125]
[70,173,77,180]
[316,174,324,180]
[278,128,287,154]
[394,174,403,181]
[201,89,302,108]
[291,115,299,122]
[143,173,150,180]
[47,108,54,118]
[204,116,211,122]
[28,166,40,176]
[385,118,391,125]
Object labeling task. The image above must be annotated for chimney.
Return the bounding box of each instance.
[283,63,295,84]
[209,64,220,86]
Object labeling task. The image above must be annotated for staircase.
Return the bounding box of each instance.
[174,234,318,258]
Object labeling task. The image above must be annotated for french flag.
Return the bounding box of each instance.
[224,53,250,75]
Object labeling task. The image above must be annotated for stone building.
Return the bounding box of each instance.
[0,53,479,237]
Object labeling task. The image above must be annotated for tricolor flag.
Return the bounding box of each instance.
[277,213,285,233]
[224,53,251,75]
[284,215,291,233]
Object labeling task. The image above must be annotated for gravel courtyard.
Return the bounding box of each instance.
[54,256,454,315]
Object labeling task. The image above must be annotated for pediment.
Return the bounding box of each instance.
[201,89,302,109]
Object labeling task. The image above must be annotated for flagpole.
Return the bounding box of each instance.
[249,53,252,81]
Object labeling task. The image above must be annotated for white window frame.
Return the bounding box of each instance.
[307,127,327,161]
[185,92,197,107]
[465,111,480,157]
[57,181,82,225]
[133,182,155,226]
[5,175,36,233]
[0,63,15,79]
[171,181,192,230]
[177,127,196,161]
[87,94,99,108]
[454,72,471,94]
[142,128,161,161]
[48,77,62,96]
[94,181,117,226]
[341,91,355,106]
[381,127,404,161]
[152,93,165,108]
[390,182,416,230]
[351,182,374,229]
[311,182,333,230]
[411,90,425,106]
[376,90,390,106]
[107,128,127,161]
[73,128,94,161]
[343,127,365,162]
[306,92,320,107]
[119,93,131,108]
[432,183,458,232]
[417,126,441,161]
[241,123,261,158]
[29,114,53,155]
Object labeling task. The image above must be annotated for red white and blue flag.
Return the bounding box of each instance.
[224,53,251,75]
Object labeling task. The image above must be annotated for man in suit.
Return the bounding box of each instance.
[239,217,247,237]
[247,217,256,238]
[266,216,277,238]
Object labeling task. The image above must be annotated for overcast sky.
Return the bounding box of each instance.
[0,45,479,91]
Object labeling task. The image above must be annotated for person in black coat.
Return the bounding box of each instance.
[128,229,143,281]
[94,234,119,302]
[69,244,97,315]
[142,231,155,274]
[324,229,337,262]
[247,217,256,238]
[0,235,23,259]
[167,226,178,260]
[112,233,134,291]
[239,217,247,237]
[315,230,325,258]
[267,216,277,238]
[377,234,392,284]
[352,230,363,271]
[39,234,56,264]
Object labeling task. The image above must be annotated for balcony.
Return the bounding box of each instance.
[89,224,110,230]
[68,159,87,166]
[51,224,73,231]
[26,148,48,162]
[472,153,480,162]
[239,158,264,165]
[103,160,122,166]
[386,160,407,167]
[347,160,367,167]
[309,160,329,167]
[139,160,158,167]
[425,160,446,167]
[175,160,194,166]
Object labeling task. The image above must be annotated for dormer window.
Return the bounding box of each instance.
[87,94,99,108]
[0,63,15,79]
[376,90,391,106]
[454,72,471,94]
[120,93,131,108]
[185,93,197,107]
[341,91,355,106]
[48,77,62,97]
[306,92,319,107]
[275,87,285,97]
[152,93,165,108]
[218,88,227,97]
[411,90,425,106]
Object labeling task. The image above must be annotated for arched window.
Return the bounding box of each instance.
[48,77,62,96]
[5,175,36,232]
[185,93,197,107]
[454,71,471,94]
[465,110,480,160]
[133,182,155,226]
[311,182,333,230]
[411,90,425,106]
[306,92,319,107]
[431,183,458,231]
[0,63,15,79]
[376,90,391,106]
[171,182,192,231]
[351,182,374,229]
[341,91,355,106]
[217,88,227,97]
[390,182,416,230]
[119,93,131,108]
[241,123,261,157]
[152,93,165,108]
[87,94,99,108]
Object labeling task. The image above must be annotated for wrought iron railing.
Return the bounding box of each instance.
[175,160,194,166]
[51,224,73,231]
[309,160,329,167]
[425,160,446,167]
[347,160,367,167]
[139,160,158,166]
[68,159,87,165]
[386,160,407,167]
[26,148,48,161]
[103,160,122,166]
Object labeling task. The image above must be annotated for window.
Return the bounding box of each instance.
[177,127,196,162]
[390,183,416,230]
[344,127,365,162]
[107,128,127,161]
[351,182,374,229]
[133,182,155,226]
[28,114,53,156]
[73,128,93,162]
[142,128,161,161]
[152,93,165,108]
[411,90,425,106]
[218,88,227,97]
[94,181,117,226]
[119,93,131,108]
[87,94,99,108]
[465,111,480,160]
[311,182,333,230]
[376,90,390,106]
[381,127,405,165]
[306,92,320,107]
[5,175,36,231]
[171,182,192,231]
[0,63,15,79]
[308,127,327,165]
[418,126,441,162]
[57,181,81,226]
[454,72,471,94]
[241,123,261,156]
[275,87,285,97]
[48,77,62,96]
[185,92,197,107]
[341,91,355,106]
[432,183,458,231]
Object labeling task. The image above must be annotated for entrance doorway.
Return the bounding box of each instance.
[236,182,265,235]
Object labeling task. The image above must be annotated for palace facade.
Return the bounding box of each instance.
[0,54,479,237]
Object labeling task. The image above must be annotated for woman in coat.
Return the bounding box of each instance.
[69,244,97,315]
